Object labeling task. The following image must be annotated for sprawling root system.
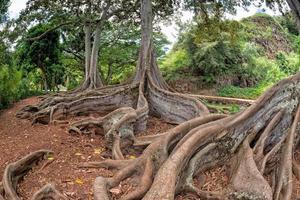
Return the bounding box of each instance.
[9,72,300,200]
[8,0,300,198]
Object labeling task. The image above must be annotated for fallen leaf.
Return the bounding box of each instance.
[75,178,84,185]
[47,156,54,161]
[94,148,103,154]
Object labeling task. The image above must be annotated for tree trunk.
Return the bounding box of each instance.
[77,22,103,91]
[40,66,48,92]
[105,62,113,85]
[134,0,171,91]
[89,23,103,88]
[287,0,300,33]
[84,23,92,81]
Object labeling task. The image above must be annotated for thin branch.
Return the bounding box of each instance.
[26,21,75,41]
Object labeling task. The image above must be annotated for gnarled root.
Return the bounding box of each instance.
[227,137,273,200]
[0,150,66,200]
[82,114,227,200]
[69,107,138,159]
[31,184,66,200]
[17,84,139,124]
[84,73,300,200]
[273,103,300,200]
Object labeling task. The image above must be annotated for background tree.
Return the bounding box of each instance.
[16,23,62,92]
[0,0,10,23]
[16,0,140,90]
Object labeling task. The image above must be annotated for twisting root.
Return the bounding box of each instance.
[89,114,226,200]
[293,160,300,180]
[0,150,66,200]
[257,135,286,174]
[138,74,300,200]
[180,143,224,199]
[79,159,134,170]
[31,184,66,200]
[120,158,153,200]
[112,135,125,160]
[253,110,284,159]
[20,83,140,124]
[69,107,138,158]
[227,136,273,200]
[274,103,300,200]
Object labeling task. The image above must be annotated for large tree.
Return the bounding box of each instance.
[5,0,300,199]
[16,23,62,91]
[16,0,140,90]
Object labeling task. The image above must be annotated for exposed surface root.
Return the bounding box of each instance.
[6,73,300,199]
[273,103,300,200]
[0,150,66,200]
[31,184,66,200]
[84,114,227,200]
[13,0,300,197]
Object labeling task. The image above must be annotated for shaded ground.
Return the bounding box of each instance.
[0,97,300,199]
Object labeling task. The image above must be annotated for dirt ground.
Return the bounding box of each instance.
[0,97,300,199]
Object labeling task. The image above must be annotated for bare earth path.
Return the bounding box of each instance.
[1,97,300,199]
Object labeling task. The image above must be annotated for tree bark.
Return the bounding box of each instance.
[84,22,92,81]
[287,0,300,33]
[89,23,103,88]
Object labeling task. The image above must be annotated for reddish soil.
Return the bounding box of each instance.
[0,97,300,199]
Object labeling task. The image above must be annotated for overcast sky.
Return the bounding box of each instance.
[8,0,278,45]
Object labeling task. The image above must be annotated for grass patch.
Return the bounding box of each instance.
[204,102,241,114]
[217,84,269,99]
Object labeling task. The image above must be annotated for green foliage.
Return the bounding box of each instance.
[218,84,267,99]
[99,22,169,84]
[162,12,300,100]
[61,57,83,90]
[0,0,9,23]
[0,65,21,109]
[15,23,63,91]
[0,65,41,109]
[0,41,12,66]
[160,48,190,80]
[218,53,300,99]
[205,102,241,114]
[276,52,292,74]
[276,13,299,36]
[191,40,251,81]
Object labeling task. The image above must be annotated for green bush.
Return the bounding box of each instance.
[0,65,22,109]
[160,48,191,81]
[0,65,42,109]
[190,40,259,83]
[218,84,268,99]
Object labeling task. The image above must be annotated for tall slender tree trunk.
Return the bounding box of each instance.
[89,23,103,88]
[80,22,103,90]
[134,0,171,91]
[40,66,48,92]
[134,0,152,82]
[84,23,92,81]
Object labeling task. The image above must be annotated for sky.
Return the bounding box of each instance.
[8,0,279,45]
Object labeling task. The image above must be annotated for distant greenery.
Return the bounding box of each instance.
[0,20,169,110]
[16,23,63,91]
[0,0,9,23]
[161,13,300,99]
[0,65,43,109]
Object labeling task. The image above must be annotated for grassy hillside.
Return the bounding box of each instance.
[160,13,300,99]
